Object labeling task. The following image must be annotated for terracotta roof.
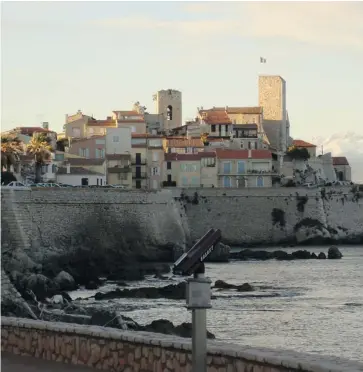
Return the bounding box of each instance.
[15,127,56,135]
[165,152,216,161]
[292,139,317,148]
[166,138,204,148]
[87,120,116,127]
[200,110,231,125]
[65,158,105,166]
[215,149,272,160]
[106,154,131,160]
[132,134,162,138]
[57,166,104,176]
[333,157,349,166]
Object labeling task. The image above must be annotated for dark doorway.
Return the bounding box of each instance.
[136,180,141,189]
[167,175,172,182]
[135,153,141,165]
[337,171,344,181]
[81,178,89,186]
[167,105,173,120]
[136,166,141,178]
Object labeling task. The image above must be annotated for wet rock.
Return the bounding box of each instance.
[214,280,254,292]
[318,252,327,259]
[291,250,312,259]
[143,319,215,339]
[94,282,186,301]
[85,281,99,290]
[328,246,343,259]
[231,249,319,261]
[205,242,230,263]
[89,309,140,330]
[273,251,294,260]
[311,252,318,259]
[54,271,76,291]
[24,274,59,301]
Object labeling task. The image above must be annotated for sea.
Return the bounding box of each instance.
[69,246,363,363]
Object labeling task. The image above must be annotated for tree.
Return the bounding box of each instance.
[56,138,69,152]
[287,146,310,161]
[26,133,53,183]
[1,135,23,172]
[200,132,209,146]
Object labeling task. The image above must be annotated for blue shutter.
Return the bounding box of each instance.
[238,161,245,174]
[85,148,90,158]
[223,162,231,174]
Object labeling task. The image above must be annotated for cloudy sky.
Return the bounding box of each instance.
[2,1,363,144]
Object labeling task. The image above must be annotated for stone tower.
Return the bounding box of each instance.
[258,75,288,152]
[153,89,182,131]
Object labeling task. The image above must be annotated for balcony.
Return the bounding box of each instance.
[162,181,177,187]
[132,172,148,179]
[131,160,147,165]
[108,166,131,174]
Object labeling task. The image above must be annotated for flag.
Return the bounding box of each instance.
[260,57,267,64]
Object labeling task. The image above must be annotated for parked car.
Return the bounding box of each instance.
[2,181,31,190]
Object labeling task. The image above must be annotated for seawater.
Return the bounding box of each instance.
[70,246,363,362]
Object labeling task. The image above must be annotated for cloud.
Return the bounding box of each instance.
[91,2,363,51]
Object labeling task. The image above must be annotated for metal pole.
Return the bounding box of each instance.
[192,307,207,372]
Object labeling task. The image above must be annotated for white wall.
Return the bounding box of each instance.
[106,127,131,155]
[56,174,106,186]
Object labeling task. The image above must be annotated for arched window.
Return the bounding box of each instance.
[167,105,173,120]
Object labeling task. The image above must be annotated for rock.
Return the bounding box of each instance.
[291,250,313,259]
[143,319,215,339]
[85,281,99,290]
[214,280,254,292]
[318,252,326,259]
[328,246,343,259]
[54,271,76,291]
[273,251,294,260]
[24,274,59,301]
[94,282,186,301]
[205,242,230,263]
[89,309,140,330]
[311,252,318,259]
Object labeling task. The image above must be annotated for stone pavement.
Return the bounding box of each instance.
[1,353,94,372]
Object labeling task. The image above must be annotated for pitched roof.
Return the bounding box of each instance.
[87,120,116,127]
[65,158,105,166]
[15,127,56,135]
[215,149,272,160]
[165,138,204,148]
[333,156,349,166]
[165,152,216,161]
[202,110,231,125]
[57,166,104,176]
[292,139,317,148]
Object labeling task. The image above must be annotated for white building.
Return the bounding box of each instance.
[56,163,106,186]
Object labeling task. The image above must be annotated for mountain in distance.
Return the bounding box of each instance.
[311,132,363,183]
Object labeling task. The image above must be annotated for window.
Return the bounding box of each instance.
[254,142,258,149]
[181,176,188,186]
[248,142,252,149]
[96,148,104,158]
[167,162,172,170]
[180,164,197,172]
[237,161,245,174]
[152,167,160,176]
[223,176,231,188]
[131,126,136,133]
[191,176,199,186]
[223,162,231,174]
[167,105,173,120]
[257,176,264,187]
[52,164,57,173]
[152,152,159,162]
[113,136,119,143]
[211,125,216,133]
[79,148,89,157]
[167,175,172,182]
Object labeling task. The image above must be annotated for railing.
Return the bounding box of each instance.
[132,172,147,179]
[107,166,131,173]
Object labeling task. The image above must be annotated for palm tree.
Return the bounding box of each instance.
[26,133,53,183]
[1,135,23,172]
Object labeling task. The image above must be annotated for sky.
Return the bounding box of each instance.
[2,1,363,143]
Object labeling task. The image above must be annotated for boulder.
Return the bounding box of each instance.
[94,282,186,301]
[328,246,343,259]
[318,252,327,259]
[291,250,312,259]
[54,271,76,291]
[214,280,254,292]
[311,252,318,259]
[206,242,230,262]
[25,274,59,301]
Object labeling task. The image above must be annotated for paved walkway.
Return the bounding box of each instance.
[1,353,94,372]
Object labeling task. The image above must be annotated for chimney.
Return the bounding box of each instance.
[66,163,71,174]
[42,122,49,130]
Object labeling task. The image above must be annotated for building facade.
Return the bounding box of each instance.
[333,157,351,181]
[215,149,273,188]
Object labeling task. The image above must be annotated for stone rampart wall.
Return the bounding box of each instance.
[2,317,362,372]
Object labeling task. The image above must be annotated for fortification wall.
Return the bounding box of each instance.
[169,187,362,245]
[1,189,189,264]
[2,317,362,372]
